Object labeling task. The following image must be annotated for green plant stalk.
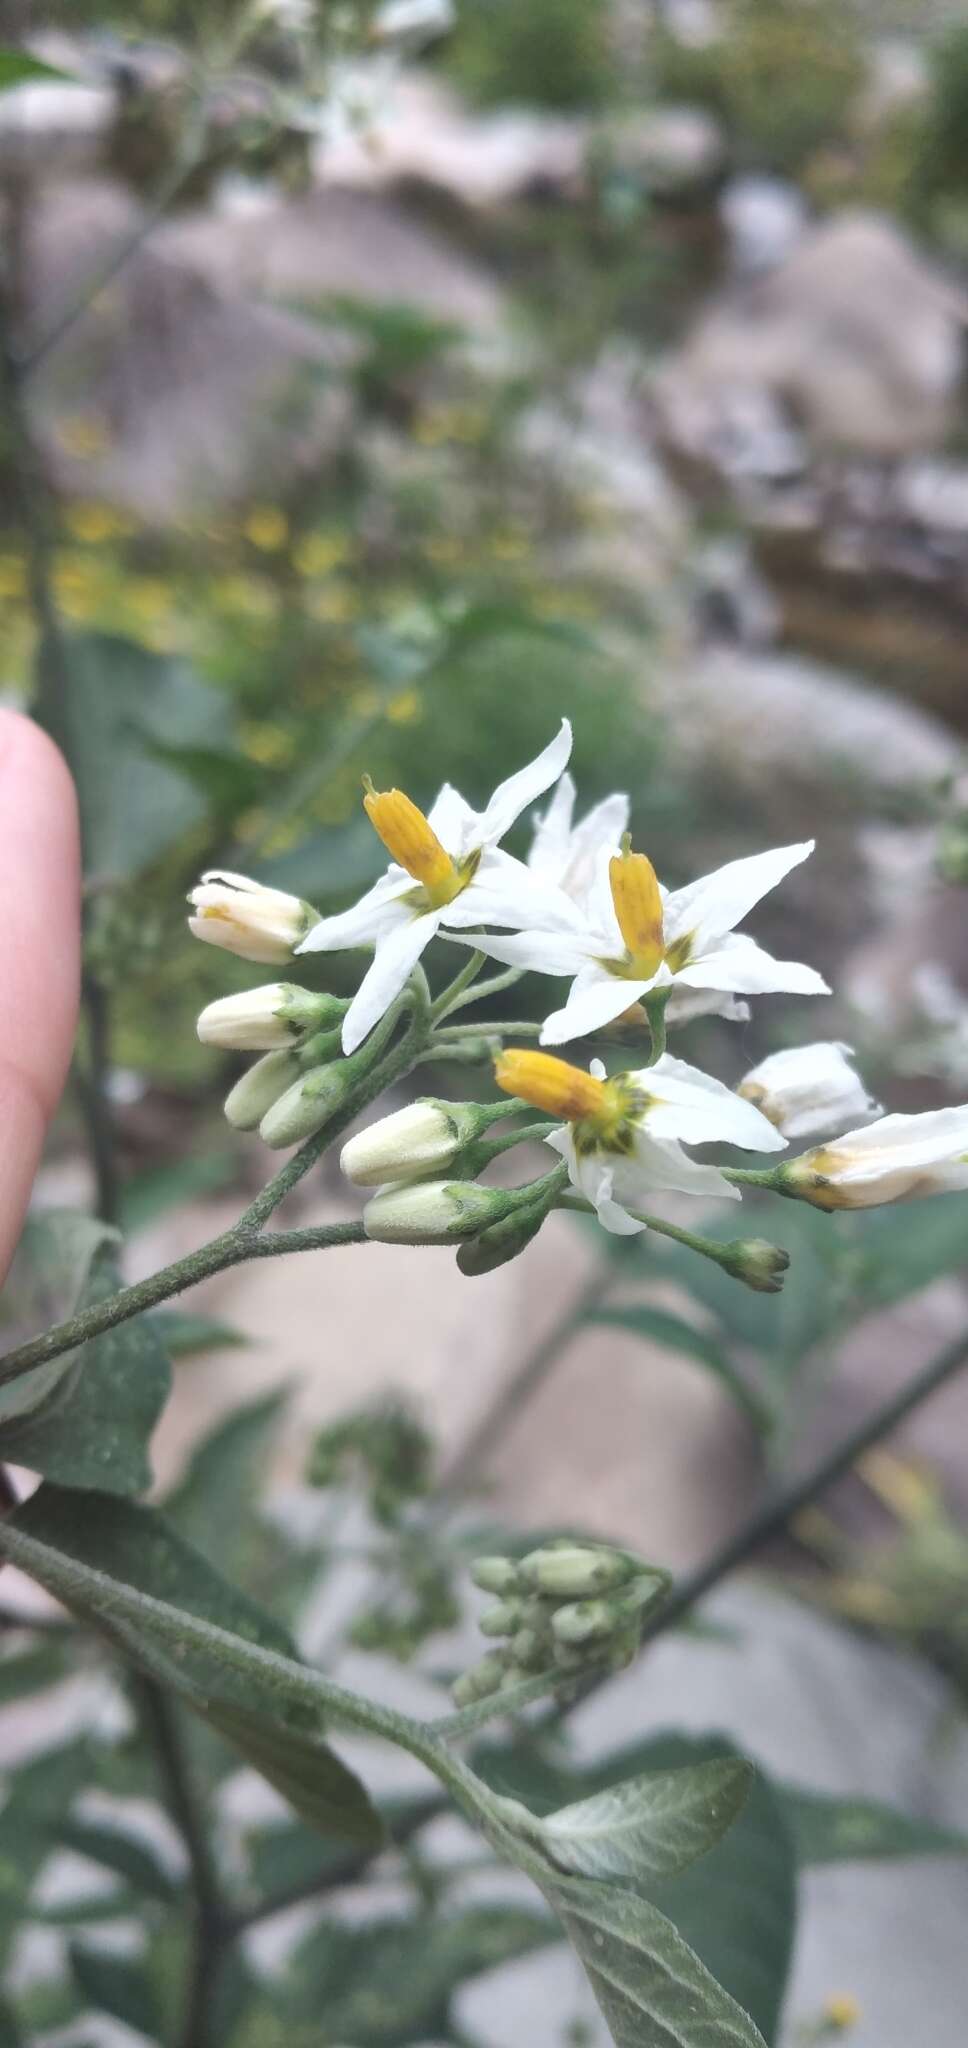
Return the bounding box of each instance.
[430,950,486,1023]
[0,1520,478,1801]
[437,964,525,1019]
[0,990,431,1391]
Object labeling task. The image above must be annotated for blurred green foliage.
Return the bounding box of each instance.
[444,0,613,110]
[655,0,865,175]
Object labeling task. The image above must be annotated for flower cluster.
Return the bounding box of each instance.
[188,724,968,1275]
[453,1542,671,1704]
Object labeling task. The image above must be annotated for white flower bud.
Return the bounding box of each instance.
[738,1042,879,1141]
[197,983,337,1051]
[224,1050,301,1130]
[187,871,316,965]
[780,1106,968,1210]
[361,1180,509,1246]
[341,1101,464,1186]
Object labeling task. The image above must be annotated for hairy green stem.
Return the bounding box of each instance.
[0,1221,368,1390]
[438,964,525,1019]
[430,951,486,1023]
[0,1521,477,1800]
[444,1019,543,1040]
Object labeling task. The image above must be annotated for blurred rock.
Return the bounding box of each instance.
[165,180,507,338]
[658,644,956,794]
[657,210,968,468]
[315,66,722,209]
[720,173,808,277]
[23,180,355,520]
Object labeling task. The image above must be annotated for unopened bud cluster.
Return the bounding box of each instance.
[452,1541,670,1705]
[342,1098,565,1269]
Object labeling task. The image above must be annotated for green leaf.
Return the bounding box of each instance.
[7,1487,382,1849]
[150,1308,247,1359]
[120,1151,240,1234]
[0,1640,69,1705]
[782,1784,968,1865]
[474,1732,794,2045]
[586,1305,768,1427]
[37,631,232,881]
[281,1906,556,2038]
[0,1740,93,1963]
[163,1391,286,1575]
[847,1196,968,1311]
[0,48,75,88]
[55,1818,179,1902]
[535,1757,753,1884]
[0,1213,118,1423]
[0,1244,171,1495]
[69,1945,159,2037]
[543,1871,768,2048]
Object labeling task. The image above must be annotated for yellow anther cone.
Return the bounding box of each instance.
[494,1048,607,1122]
[609,844,664,975]
[363,781,456,893]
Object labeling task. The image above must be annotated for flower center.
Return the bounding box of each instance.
[363,780,470,908]
[494,1049,647,1155]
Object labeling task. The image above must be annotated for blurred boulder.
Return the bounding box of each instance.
[315,66,722,209]
[657,210,968,468]
[24,180,355,520]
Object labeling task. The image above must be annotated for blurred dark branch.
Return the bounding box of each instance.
[15,101,209,380]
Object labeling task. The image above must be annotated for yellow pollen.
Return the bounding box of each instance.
[494,1049,608,1123]
[363,781,459,898]
[609,845,664,975]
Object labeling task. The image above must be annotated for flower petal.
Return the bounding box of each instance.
[448,926,591,975]
[665,841,815,953]
[528,772,577,876]
[613,1132,741,1204]
[441,852,586,934]
[299,872,412,953]
[426,781,477,856]
[627,1052,787,1151]
[540,970,653,1045]
[478,718,573,846]
[342,910,442,1052]
[675,932,830,997]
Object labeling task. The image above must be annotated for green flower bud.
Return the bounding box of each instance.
[224,1049,301,1130]
[361,1180,518,1247]
[470,1556,520,1596]
[509,1627,551,1672]
[517,1544,637,1600]
[551,1598,619,1648]
[456,1186,550,1277]
[717,1237,791,1294]
[552,1574,669,1647]
[259,1038,379,1148]
[478,1599,527,1638]
[295,1024,345,1069]
[451,1650,508,1705]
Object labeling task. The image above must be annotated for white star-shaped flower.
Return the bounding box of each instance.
[298,720,576,1051]
[456,837,828,1044]
[494,1046,786,1235]
[527,771,629,914]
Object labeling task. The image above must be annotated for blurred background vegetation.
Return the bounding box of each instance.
[3,5,968,2034]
